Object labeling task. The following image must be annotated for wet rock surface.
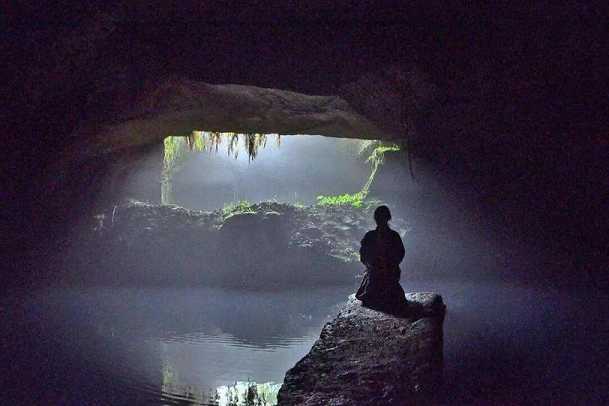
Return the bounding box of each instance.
[63,200,409,289]
[278,293,445,405]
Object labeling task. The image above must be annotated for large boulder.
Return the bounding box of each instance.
[278,293,446,405]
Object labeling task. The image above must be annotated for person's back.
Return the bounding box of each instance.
[356,205,408,314]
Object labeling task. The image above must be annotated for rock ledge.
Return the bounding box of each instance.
[278,293,445,405]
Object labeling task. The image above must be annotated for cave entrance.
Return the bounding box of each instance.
[158,131,394,211]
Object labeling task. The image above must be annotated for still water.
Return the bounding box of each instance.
[2,281,606,405]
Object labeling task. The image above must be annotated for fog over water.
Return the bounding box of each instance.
[4,282,606,404]
[4,135,606,404]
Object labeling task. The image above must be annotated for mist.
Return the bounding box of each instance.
[5,133,606,404]
[123,134,604,403]
[113,132,513,285]
[169,135,370,210]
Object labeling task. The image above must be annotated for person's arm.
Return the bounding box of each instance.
[360,232,371,267]
[393,231,405,265]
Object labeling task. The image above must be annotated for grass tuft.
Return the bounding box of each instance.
[222,200,256,218]
[316,192,366,208]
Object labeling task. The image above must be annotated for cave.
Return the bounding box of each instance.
[42,81,416,291]
[3,3,606,405]
[62,128,410,289]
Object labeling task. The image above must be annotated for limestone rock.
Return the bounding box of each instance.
[67,78,389,161]
[278,293,445,405]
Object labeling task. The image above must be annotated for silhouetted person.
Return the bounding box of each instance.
[356,205,409,315]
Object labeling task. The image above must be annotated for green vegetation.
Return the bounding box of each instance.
[357,139,383,157]
[161,133,400,209]
[197,131,280,161]
[316,191,366,208]
[361,143,400,195]
[222,200,256,218]
[161,132,281,204]
[161,136,192,205]
[316,142,401,208]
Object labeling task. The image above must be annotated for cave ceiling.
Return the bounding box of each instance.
[70,78,393,159]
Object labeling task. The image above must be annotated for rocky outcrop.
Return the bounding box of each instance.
[278,293,446,405]
[61,200,408,289]
[67,79,390,161]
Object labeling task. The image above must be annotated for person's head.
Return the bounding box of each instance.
[373,205,391,226]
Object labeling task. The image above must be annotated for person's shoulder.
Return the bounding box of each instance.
[362,229,376,239]
[389,229,403,239]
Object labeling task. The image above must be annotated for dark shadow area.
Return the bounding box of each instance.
[2,3,606,404]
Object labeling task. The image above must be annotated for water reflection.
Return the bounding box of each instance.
[150,287,353,404]
[214,381,281,406]
[160,379,281,406]
[1,286,353,405]
[1,282,606,405]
